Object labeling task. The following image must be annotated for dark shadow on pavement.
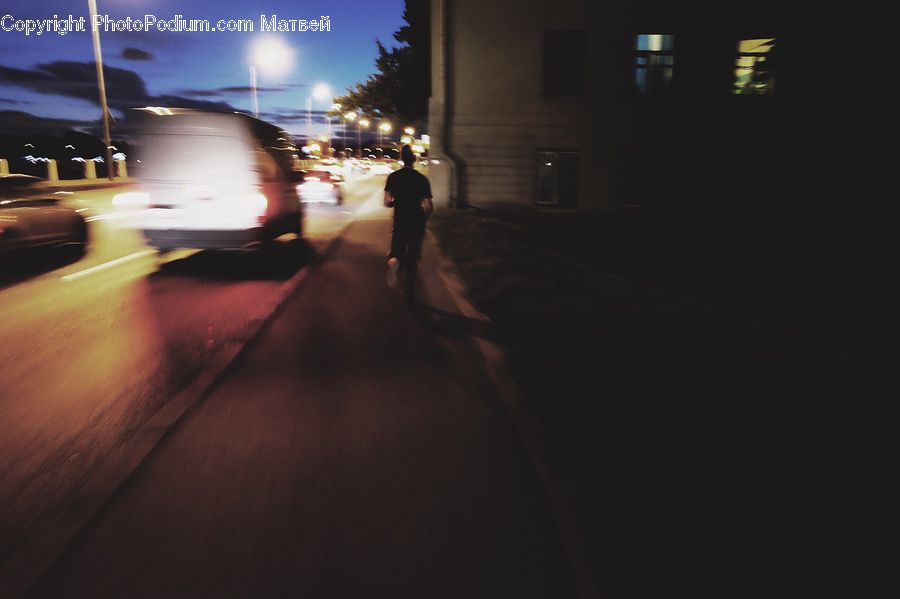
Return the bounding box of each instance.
[83,236,315,444]
[0,245,85,290]
[153,237,314,282]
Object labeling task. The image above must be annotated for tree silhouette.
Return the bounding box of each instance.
[330,0,429,124]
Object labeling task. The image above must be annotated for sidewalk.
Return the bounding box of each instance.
[28,212,574,598]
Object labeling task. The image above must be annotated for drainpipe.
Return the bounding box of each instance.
[432,0,465,208]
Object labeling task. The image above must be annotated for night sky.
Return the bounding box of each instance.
[0,0,406,135]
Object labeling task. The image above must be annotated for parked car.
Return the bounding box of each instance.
[0,174,88,262]
[128,108,303,252]
[297,169,344,205]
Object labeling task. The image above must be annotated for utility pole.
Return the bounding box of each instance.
[87,0,114,179]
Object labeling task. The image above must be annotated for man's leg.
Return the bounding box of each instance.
[387,217,403,287]
[389,217,402,261]
[403,224,426,303]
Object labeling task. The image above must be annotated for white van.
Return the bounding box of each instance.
[129,108,303,251]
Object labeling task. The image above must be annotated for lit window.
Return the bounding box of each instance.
[635,34,674,93]
[734,38,776,94]
[537,151,578,206]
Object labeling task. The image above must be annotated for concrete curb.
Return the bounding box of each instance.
[35,179,134,192]
[425,230,599,599]
[0,196,370,599]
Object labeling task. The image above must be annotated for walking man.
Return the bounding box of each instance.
[384,144,433,304]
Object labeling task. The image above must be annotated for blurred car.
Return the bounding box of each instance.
[0,174,88,261]
[297,169,343,205]
[314,162,345,183]
[128,108,303,252]
[368,162,394,175]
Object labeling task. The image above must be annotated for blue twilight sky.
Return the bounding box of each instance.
[0,0,406,136]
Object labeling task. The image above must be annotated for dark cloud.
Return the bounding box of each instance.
[150,94,235,111]
[0,109,92,135]
[179,85,292,98]
[258,109,329,125]
[121,47,154,61]
[219,85,287,94]
[0,61,148,109]
[179,89,224,98]
[0,61,235,113]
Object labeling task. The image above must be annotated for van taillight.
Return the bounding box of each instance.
[251,193,268,222]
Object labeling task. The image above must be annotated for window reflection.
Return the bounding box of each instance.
[734,38,776,95]
[635,34,675,93]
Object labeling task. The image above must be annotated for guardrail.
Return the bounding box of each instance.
[292,158,319,171]
[1,157,128,180]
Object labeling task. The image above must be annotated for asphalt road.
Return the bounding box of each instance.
[0,175,384,572]
[25,211,571,599]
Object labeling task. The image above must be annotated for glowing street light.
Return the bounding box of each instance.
[254,37,291,71]
[345,111,359,157]
[307,83,330,142]
[312,83,330,100]
[249,36,292,118]
[378,122,392,148]
[404,127,415,136]
[330,103,343,155]
[359,118,370,157]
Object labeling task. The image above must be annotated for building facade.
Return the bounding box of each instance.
[427,0,796,215]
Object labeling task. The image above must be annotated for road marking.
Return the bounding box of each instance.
[85,212,131,222]
[61,250,155,282]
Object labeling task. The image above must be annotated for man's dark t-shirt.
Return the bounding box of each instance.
[385,167,432,224]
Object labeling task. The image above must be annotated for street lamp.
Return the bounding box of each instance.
[307,83,330,143]
[249,37,291,119]
[87,0,113,179]
[404,127,415,137]
[249,65,258,117]
[344,111,358,157]
[359,118,370,157]
[378,122,392,150]
[330,103,342,156]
